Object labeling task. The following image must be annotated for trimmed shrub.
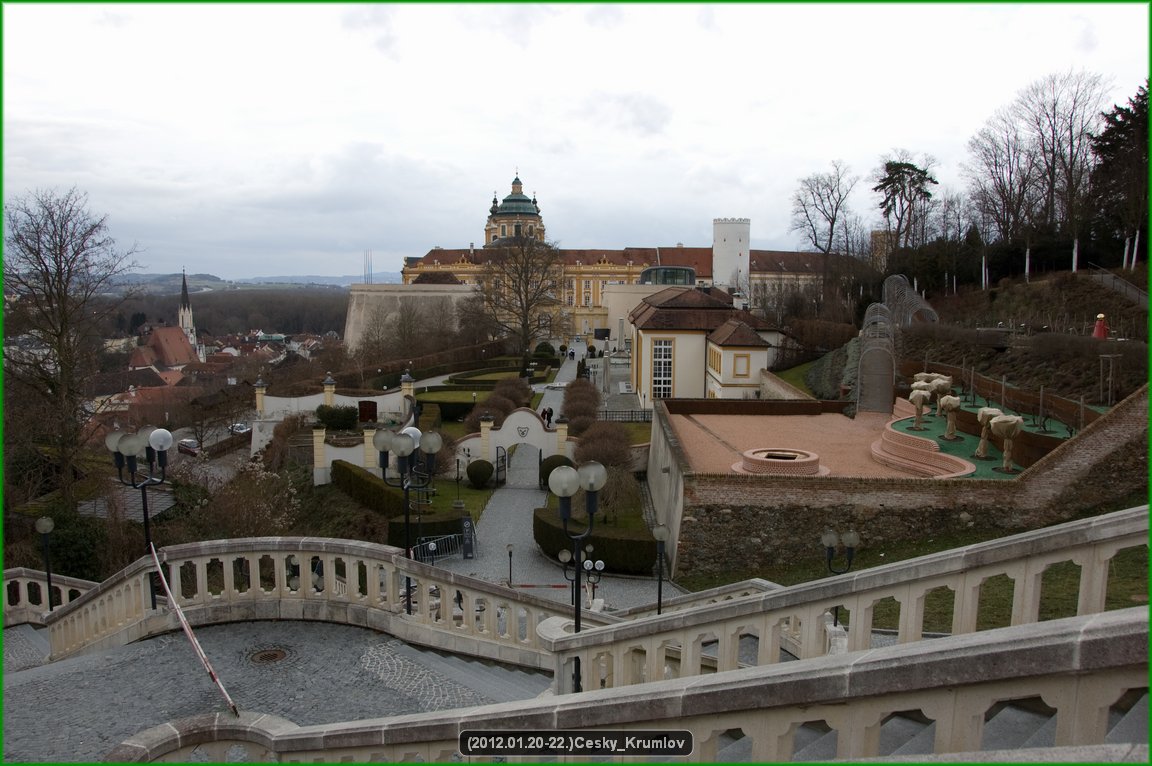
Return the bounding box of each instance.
[566,414,596,437]
[534,341,556,356]
[559,344,568,355]
[466,459,494,489]
[315,404,359,430]
[330,460,405,516]
[463,393,518,432]
[492,377,532,407]
[574,422,632,468]
[539,453,575,488]
[532,506,656,575]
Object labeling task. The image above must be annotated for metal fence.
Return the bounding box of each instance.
[413,533,465,563]
[596,409,652,422]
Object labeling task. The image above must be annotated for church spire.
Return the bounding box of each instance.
[180,268,191,310]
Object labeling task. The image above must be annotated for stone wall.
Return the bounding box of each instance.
[672,385,1148,579]
[343,284,475,353]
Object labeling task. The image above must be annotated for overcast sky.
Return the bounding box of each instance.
[4,3,1147,280]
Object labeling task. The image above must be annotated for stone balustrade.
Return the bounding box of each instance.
[106,607,1148,762]
[37,538,610,667]
[541,506,1147,694]
[2,568,99,627]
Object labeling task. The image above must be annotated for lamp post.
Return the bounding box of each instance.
[548,460,608,693]
[583,556,605,603]
[35,516,55,611]
[106,427,174,610]
[652,524,670,615]
[506,543,514,586]
[821,527,861,627]
[374,426,442,615]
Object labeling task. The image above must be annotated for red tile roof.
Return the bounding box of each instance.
[629,287,775,332]
[148,326,198,367]
[708,319,770,347]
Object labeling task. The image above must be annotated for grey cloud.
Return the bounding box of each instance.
[341,5,399,56]
[1074,15,1098,53]
[585,5,624,29]
[585,93,672,137]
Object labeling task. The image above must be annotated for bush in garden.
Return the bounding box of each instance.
[564,378,601,411]
[539,453,575,488]
[492,376,531,407]
[466,459,494,489]
[559,344,568,355]
[534,341,555,356]
[463,393,518,432]
[315,404,359,430]
[574,421,632,468]
[566,414,596,437]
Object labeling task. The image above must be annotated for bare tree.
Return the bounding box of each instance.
[1013,70,1108,236]
[3,187,139,507]
[964,106,1039,243]
[478,236,564,369]
[790,160,859,254]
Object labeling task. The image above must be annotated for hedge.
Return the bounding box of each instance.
[330,460,406,517]
[316,404,359,430]
[532,507,656,575]
[388,510,468,545]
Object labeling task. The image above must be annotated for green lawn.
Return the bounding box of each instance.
[774,362,816,396]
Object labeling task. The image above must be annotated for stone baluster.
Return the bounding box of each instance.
[1010,559,1042,625]
[952,571,982,635]
[1073,546,1111,615]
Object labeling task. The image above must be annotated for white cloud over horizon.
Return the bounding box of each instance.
[4,3,1147,279]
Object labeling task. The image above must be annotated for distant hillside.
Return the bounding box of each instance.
[114,271,402,295]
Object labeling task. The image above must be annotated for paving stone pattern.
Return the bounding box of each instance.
[2,620,549,763]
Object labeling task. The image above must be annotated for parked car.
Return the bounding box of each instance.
[177,438,200,456]
[228,423,252,435]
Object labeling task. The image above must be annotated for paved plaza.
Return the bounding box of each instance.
[2,620,551,763]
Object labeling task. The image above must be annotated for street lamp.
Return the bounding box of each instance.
[821,527,861,627]
[106,427,174,609]
[583,556,605,603]
[506,543,514,586]
[35,516,55,611]
[652,524,670,615]
[548,460,608,693]
[374,426,443,615]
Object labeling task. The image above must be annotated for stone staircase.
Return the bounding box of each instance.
[391,641,553,703]
[715,691,1149,761]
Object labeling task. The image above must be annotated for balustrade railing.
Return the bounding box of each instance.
[542,505,1147,694]
[3,568,99,627]
[34,538,609,666]
[108,607,1148,762]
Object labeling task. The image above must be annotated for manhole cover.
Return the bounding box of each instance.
[248,648,288,664]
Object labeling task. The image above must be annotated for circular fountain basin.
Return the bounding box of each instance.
[732,448,830,476]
